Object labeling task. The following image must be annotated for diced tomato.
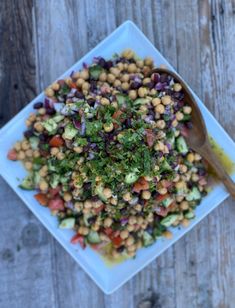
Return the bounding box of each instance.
[7,149,17,161]
[155,193,169,203]
[49,135,64,147]
[112,236,122,247]
[112,110,125,129]
[93,204,104,214]
[34,193,48,206]
[199,178,207,186]
[48,198,64,210]
[70,82,77,89]
[104,227,113,236]
[155,206,168,217]
[70,234,86,249]
[133,177,149,193]
[145,129,155,147]
[180,125,189,137]
[49,186,61,197]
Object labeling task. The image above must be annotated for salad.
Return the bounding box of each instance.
[7,49,208,260]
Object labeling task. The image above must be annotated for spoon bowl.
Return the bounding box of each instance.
[152,67,235,198]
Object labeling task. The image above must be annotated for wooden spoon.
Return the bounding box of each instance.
[152,67,235,198]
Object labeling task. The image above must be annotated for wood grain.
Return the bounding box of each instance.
[0,0,235,307]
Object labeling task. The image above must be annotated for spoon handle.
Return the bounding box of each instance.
[200,143,235,199]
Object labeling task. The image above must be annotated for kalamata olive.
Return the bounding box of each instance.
[46,108,56,115]
[33,102,43,109]
[160,73,168,83]
[75,91,85,99]
[117,246,125,253]
[24,130,34,138]
[98,57,107,68]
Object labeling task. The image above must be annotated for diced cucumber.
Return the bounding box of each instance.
[87,231,101,244]
[83,213,92,227]
[53,115,64,123]
[42,118,57,133]
[161,197,173,208]
[176,136,188,154]
[125,172,139,184]
[133,98,148,106]
[184,211,195,219]
[29,136,39,150]
[166,131,175,148]
[33,172,41,186]
[160,214,179,227]
[89,65,103,80]
[143,231,154,247]
[95,184,107,202]
[50,173,60,188]
[116,94,127,106]
[59,218,75,229]
[19,173,34,190]
[186,187,201,201]
[63,123,78,140]
[160,159,172,172]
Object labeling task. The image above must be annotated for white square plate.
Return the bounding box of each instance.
[0,21,235,294]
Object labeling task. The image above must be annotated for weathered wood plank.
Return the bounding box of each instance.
[0,0,36,127]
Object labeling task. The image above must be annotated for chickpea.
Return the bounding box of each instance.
[17,151,25,160]
[143,77,151,85]
[21,140,30,151]
[175,181,186,190]
[25,149,33,157]
[111,101,118,109]
[129,90,137,100]
[79,226,89,235]
[121,82,129,91]
[161,95,171,105]
[110,197,118,205]
[173,83,182,92]
[150,89,157,96]
[139,105,148,113]
[126,236,134,246]
[191,173,199,182]
[57,152,65,160]
[152,97,161,107]
[28,113,36,122]
[194,153,201,161]
[25,119,31,127]
[99,72,107,82]
[76,78,84,87]
[187,153,195,163]
[138,87,148,98]
[134,204,142,212]
[50,147,59,156]
[121,48,134,59]
[84,200,93,209]
[154,141,165,151]
[128,63,137,73]
[80,69,89,80]
[182,218,190,227]
[155,104,165,114]
[144,57,153,67]
[179,164,188,173]
[104,217,113,228]
[163,230,173,239]
[158,187,167,195]
[121,74,130,82]
[176,195,184,203]
[127,224,134,232]
[25,161,33,170]
[14,142,21,151]
[103,122,114,132]
[137,216,144,225]
[74,146,83,153]
[183,106,192,114]
[92,224,100,231]
[103,188,112,199]
[33,150,40,158]
[39,180,48,191]
[38,108,46,115]
[156,120,166,129]
[173,174,180,182]
[62,191,72,202]
[39,166,47,177]
[64,77,72,85]
[73,71,80,79]
[34,122,44,133]
[123,192,132,202]
[44,87,54,97]
[107,73,115,83]
[82,82,90,91]
[136,60,144,68]
[180,201,189,210]
[117,62,124,71]
[129,216,137,225]
[100,97,110,106]
[120,230,129,239]
[113,79,121,87]
[141,190,151,200]
[123,63,128,70]
[176,111,184,121]
[110,67,120,77]
[127,244,136,252]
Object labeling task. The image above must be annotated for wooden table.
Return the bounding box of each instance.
[1,1,235,307]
